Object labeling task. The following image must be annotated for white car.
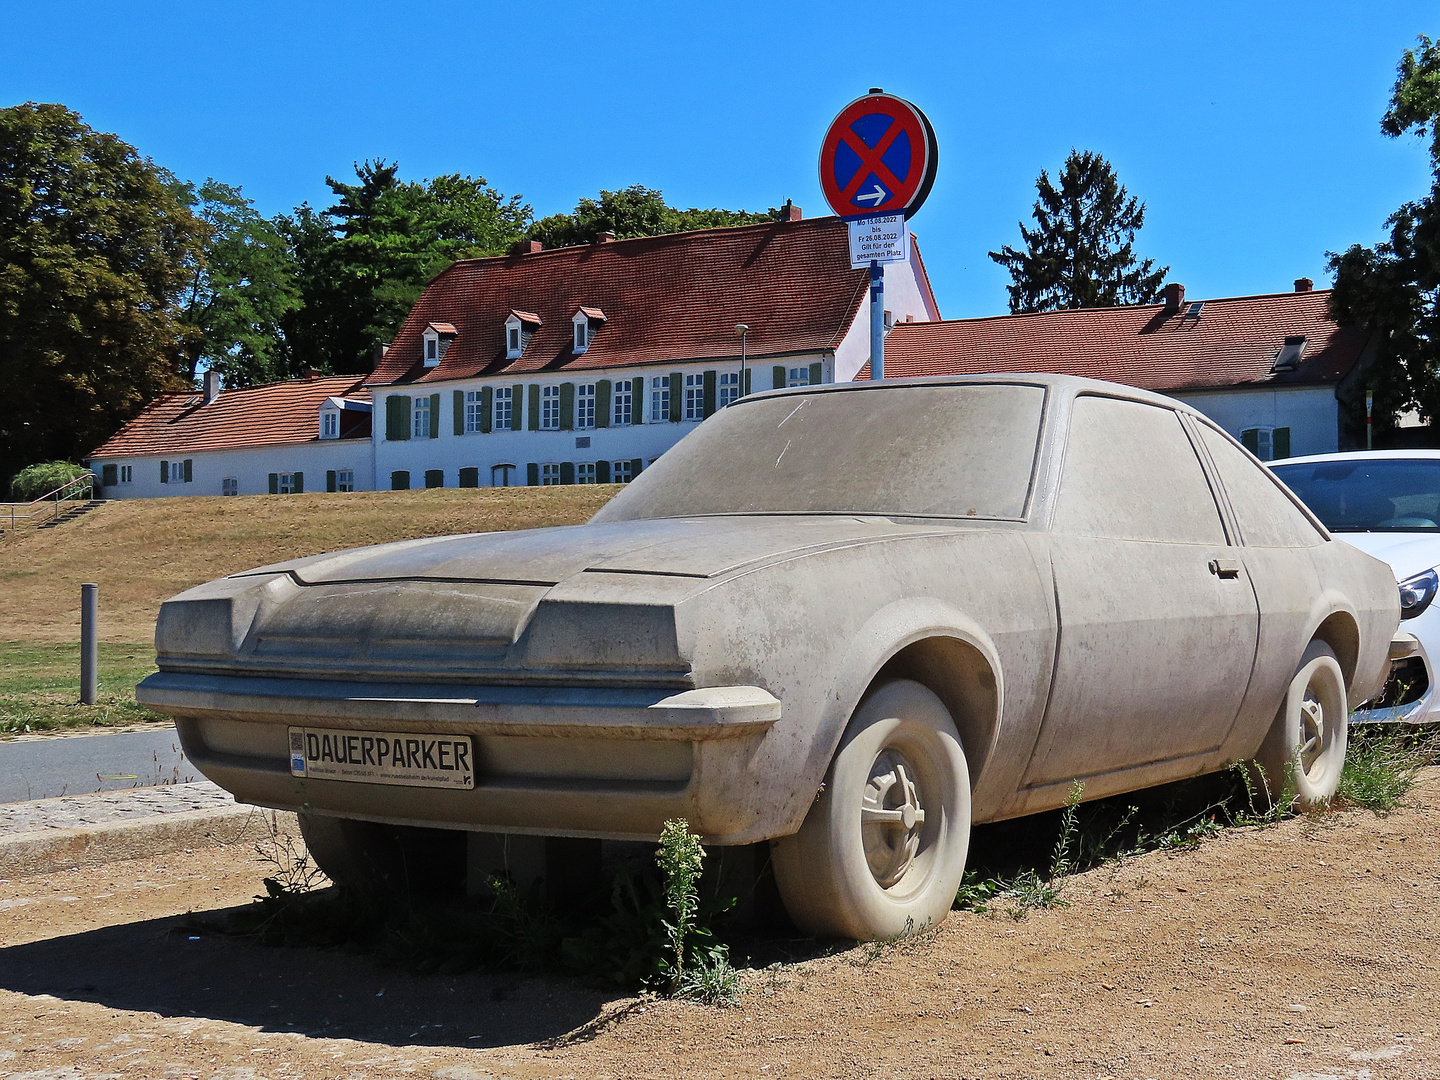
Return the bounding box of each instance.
[1270,451,1440,723]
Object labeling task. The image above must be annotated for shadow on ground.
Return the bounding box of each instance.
[0,907,619,1049]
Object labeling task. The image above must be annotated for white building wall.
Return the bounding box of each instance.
[1171,386,1339,458]
[834,239,938,383]
[373,357,829,488]
[90,439,374,499]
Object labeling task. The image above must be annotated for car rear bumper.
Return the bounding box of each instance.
[136,672,783,843]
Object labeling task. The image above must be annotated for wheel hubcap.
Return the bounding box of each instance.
[861,749,927,888]
[1299,691,1325,778]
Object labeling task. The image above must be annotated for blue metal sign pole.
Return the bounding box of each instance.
[869,260,884,380]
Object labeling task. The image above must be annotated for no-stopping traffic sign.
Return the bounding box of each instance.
[819,91,937,220]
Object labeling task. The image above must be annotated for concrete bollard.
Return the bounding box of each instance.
[80,583,98,705]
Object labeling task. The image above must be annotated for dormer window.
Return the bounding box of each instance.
[421,322,458,368]
[1272,335,1309,372]
[571,307,607,354]
[505,310,541,360]
[320,410,339,439]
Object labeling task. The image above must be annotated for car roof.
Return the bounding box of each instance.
[1270,450,1440,467]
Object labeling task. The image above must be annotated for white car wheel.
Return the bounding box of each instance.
[1255,640,1349,810]
[771,680,972,940]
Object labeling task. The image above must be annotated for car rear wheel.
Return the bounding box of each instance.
[298,812,466,898]
[771,680,971,940]
[1254,640,1349,810]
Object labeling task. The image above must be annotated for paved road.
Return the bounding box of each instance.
[0,727,194,804]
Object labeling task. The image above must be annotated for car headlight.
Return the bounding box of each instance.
[1399,568,1439,620]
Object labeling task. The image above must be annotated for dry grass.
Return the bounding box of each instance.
[0,486,617,645]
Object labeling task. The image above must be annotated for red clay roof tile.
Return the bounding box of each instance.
[868,290,1369,390]
[88,376,370,458]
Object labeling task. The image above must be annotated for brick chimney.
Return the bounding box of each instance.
[528,240,542,253]
[1294,277,1314,292]
[303,367,321,380]
[202,369,221,405]
[596,231,616,244]
[781,200,802,222]
[1161,282,1185,314]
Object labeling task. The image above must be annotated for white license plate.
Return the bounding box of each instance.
[288,727,474,790]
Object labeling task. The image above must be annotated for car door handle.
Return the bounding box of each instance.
[1208,559,1242,579]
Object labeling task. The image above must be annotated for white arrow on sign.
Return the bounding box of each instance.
[855,184,887,206]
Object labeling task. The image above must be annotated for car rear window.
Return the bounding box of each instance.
[1270,458,1440,532]
[594,383,1047,521]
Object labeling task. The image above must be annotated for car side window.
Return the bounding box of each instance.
[1055,396,1227,545]
[1197,424,1326,548]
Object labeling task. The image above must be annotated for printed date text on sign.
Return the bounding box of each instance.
[289,727,475,789]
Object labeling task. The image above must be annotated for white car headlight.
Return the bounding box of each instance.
[1399,568,1439,620]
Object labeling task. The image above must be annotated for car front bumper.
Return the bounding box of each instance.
[136,672,783,843]
[1353,627,1440,725]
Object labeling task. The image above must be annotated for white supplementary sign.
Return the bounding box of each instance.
[289,726,475,789]
[848,213,909,269]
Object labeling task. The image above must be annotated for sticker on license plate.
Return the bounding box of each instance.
[288,727,474,789]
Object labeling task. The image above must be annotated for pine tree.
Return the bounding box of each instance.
[989,150,1168,313]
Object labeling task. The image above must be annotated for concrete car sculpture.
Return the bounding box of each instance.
[138,375,1399,940]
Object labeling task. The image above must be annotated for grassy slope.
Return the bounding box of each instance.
[0,487,616,731]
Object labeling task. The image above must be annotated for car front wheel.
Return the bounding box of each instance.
[771,680,972,940]
[1254,639,1349,810]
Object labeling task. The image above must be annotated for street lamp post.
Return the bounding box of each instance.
[734,323,749,404]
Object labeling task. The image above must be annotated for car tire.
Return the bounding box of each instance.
[1254,640,1349,810]
[297,812,466,898]
[770,680,972,940]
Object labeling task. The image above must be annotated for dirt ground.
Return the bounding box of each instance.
[0,773,1437,1080]
[0,486,613,644]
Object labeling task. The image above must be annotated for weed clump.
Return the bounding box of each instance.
[1336,726,1438,813]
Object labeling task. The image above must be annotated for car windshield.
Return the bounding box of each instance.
[594,382,1047,521]
[1270,458,1440,532]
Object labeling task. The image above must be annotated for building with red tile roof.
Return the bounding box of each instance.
[870,281,1375,459]
[87,373,374,498]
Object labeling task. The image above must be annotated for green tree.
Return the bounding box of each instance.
[0,102,202,483]
[989,150,1168,313]
[280,161,530,373]
[177,179,300,387]
[527,184,782,249]
[1329,35,1440,428]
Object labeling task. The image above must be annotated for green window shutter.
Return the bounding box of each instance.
[559,461,575,485]
[512,385,525,430]
[632,377,645,417]
[1273,427,1291,460]
[386,395,411,440]
[101,464,117,487]
[429,393,441,438]
[480,387,493,433]
[326,470,337,493]
[743,368,752,396]
[459,467,479,488]
[809,362,822,386]
[773,365,786,390]
[596,460,611,483]
[560,383,575,430]
[292,471,303,493]
[1240,428,1260,454]
[669,372,682,422]
[630,457,643,478]
[526,462,539,486]
[160,460,169,484]
[183,459,192,483]
[268,473,279,495]
[391,470,410,490]
[703,370,716,416]
[596,379,611,428]
[425,469,443,488]
[528,385,540,430]
[453,390,465,436]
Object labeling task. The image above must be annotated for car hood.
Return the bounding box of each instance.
[239,515,959,586]
[1332,532,1440,582]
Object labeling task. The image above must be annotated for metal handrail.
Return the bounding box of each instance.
[3,472,98,531]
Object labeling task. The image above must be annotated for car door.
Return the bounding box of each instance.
[1020,394,1260,790]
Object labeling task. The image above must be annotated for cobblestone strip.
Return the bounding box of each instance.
[0,780,235,835]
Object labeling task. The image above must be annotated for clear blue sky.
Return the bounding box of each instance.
[2,0,1434,318]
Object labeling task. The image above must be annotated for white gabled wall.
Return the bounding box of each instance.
[90,439,374,499]
[1171,386,1339,458]
[833,239,937,383]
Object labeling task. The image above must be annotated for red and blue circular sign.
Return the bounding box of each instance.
[819,92,938,220]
